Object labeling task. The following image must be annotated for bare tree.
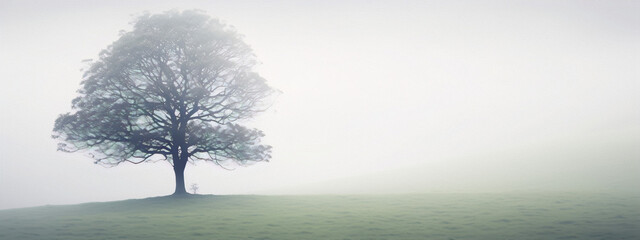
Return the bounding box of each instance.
[53,10,274,195]
[190,183,199,194]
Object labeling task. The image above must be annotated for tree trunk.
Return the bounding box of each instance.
[173,163,188,195]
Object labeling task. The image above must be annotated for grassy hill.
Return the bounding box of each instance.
[1,193,639,240]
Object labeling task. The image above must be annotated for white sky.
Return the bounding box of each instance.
[1,0,639,209]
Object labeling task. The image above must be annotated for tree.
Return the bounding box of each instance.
[190,183,199,194]
[53,10,274,195]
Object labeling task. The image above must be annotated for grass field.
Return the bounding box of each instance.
[1,193,638,240]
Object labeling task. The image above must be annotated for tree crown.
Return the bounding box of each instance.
[53,10,274,168]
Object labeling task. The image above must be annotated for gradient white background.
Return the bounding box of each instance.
[1,0,639,209]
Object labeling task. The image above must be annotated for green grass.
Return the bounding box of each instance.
[1,193,638,240]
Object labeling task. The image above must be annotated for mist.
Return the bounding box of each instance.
[1,0,639,210]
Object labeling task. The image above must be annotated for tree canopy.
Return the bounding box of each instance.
[53,10,274,195]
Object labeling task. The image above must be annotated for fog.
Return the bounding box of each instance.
[1,0,638,210]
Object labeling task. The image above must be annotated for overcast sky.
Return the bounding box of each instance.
[1,0,639,209]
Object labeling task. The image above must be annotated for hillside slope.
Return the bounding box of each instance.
[1,194,639,240]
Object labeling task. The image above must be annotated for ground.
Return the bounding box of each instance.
[1,193,638,240]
